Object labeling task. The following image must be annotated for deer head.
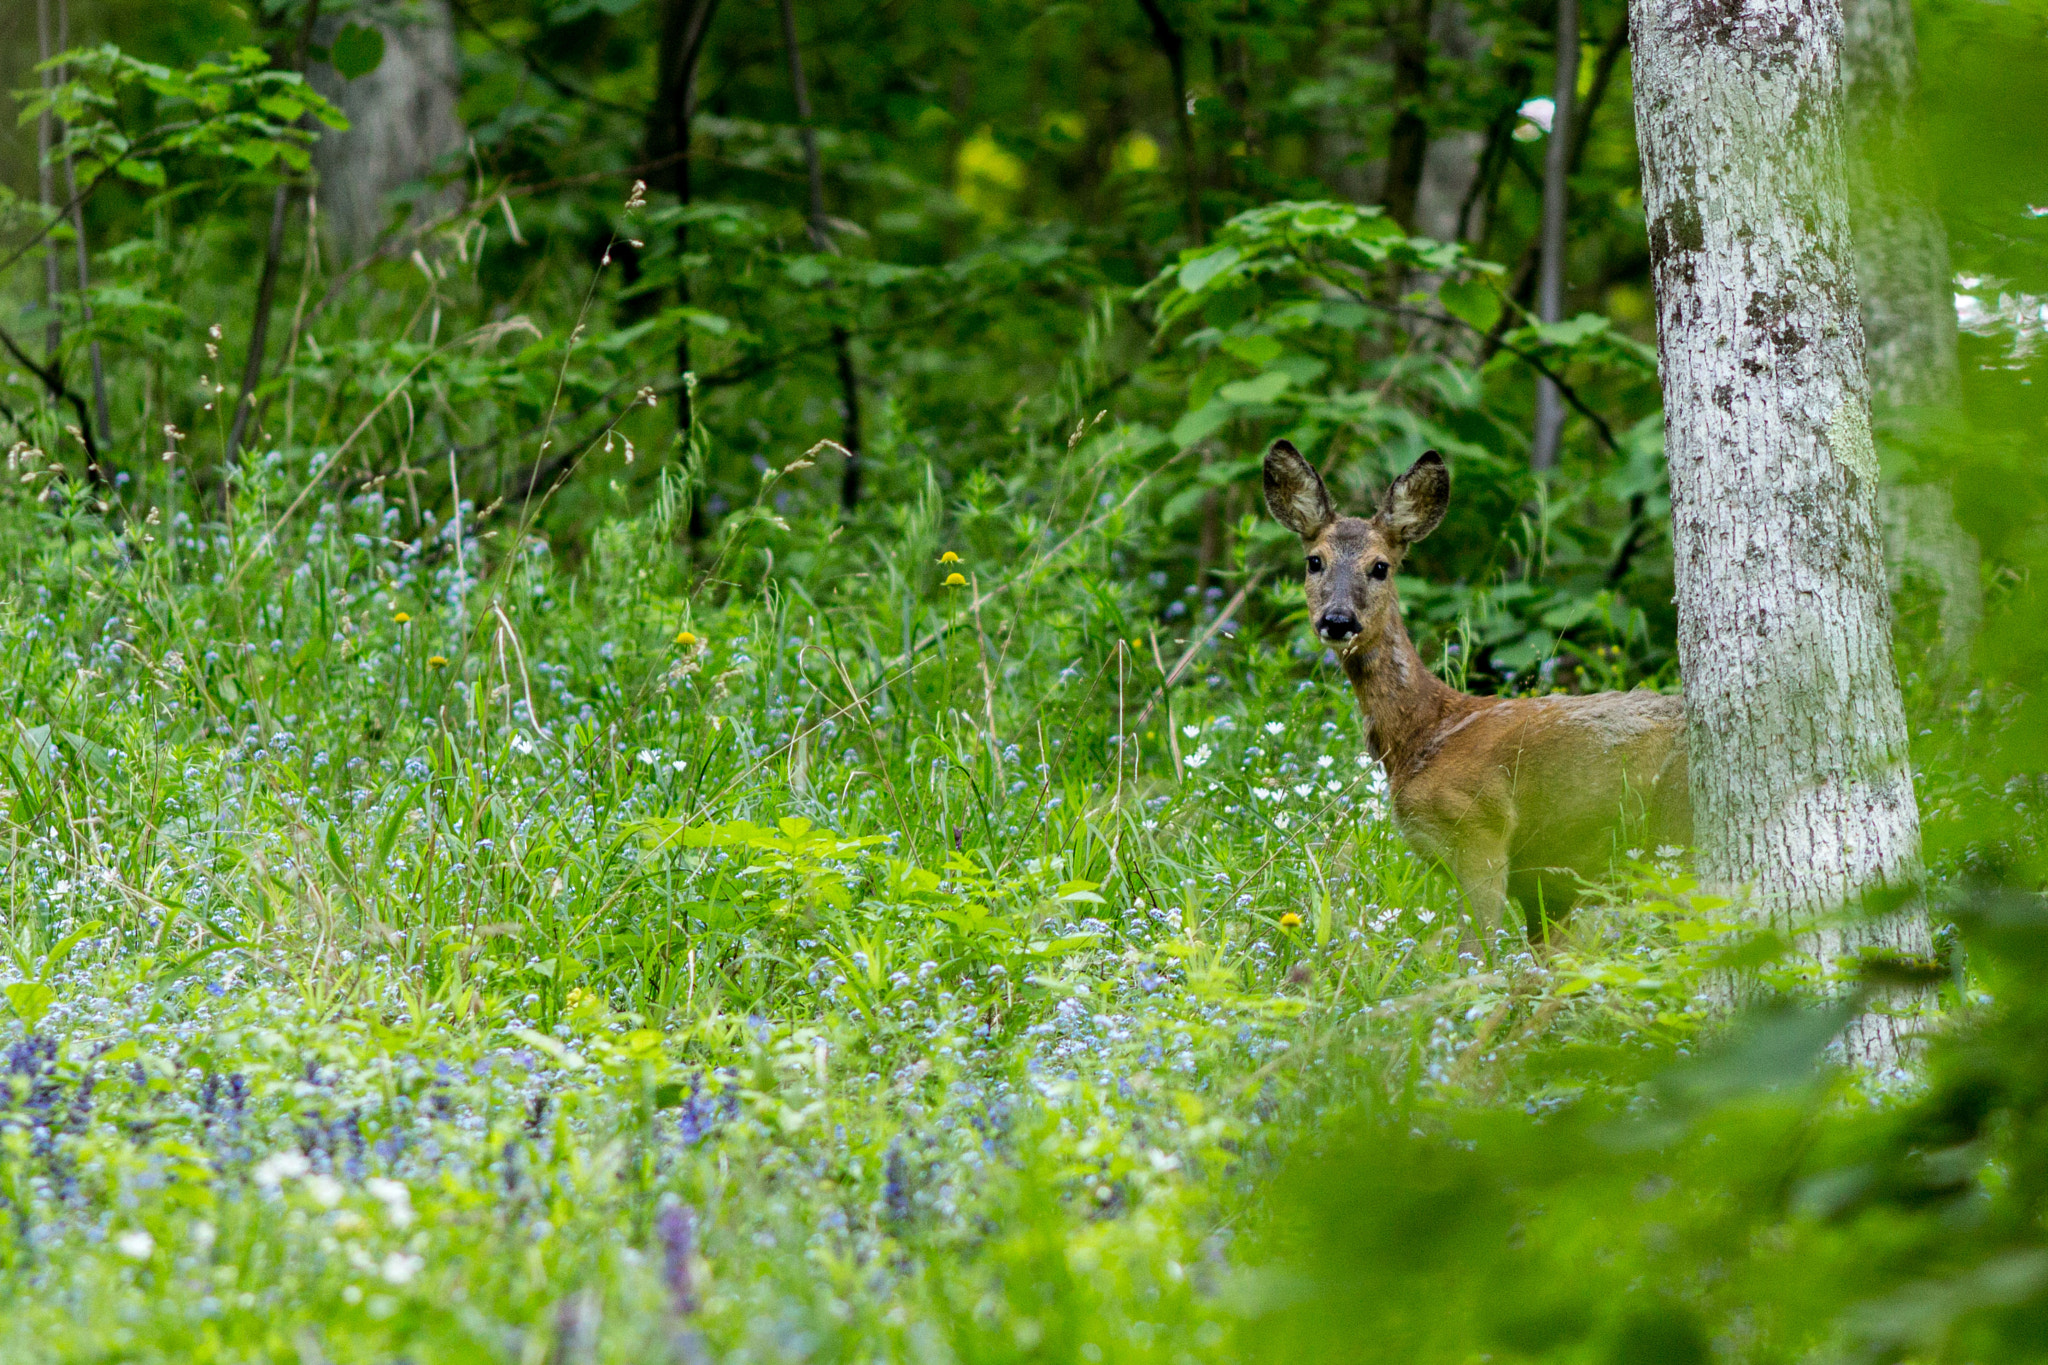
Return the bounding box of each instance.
[1262,440,1449,650]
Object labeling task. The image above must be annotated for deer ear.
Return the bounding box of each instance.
[1382,450,1449,546]
[1263,440,1334,538]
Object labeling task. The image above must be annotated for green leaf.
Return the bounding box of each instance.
[1438,275,1502,332]
[1171,400,1233,448]
[1217,370,1293,405]
[785,257,832,287]
[332,23,387,81]
[5,981,54,1030]
[1176,245,1241,296]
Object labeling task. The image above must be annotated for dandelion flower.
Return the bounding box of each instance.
[393,611,411,625]
[675,630,699,647]
[427,655,449,668]
[1278,912,1303,929]
[943,572,967,587]
[938,550,961,563]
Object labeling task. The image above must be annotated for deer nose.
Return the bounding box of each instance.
[1316,610,1361,641]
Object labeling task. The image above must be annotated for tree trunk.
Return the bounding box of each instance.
[1629,0,1929,1062]
[1529,0,1577,472]
[1382,0,1435,233]
[37,0,61,366]
[1840,0,1981,663]
[647,0,721,538]
[309,0,466,262]
[1135,0,1204,244]
[778,0,864,511]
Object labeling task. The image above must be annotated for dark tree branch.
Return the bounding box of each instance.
[227,0,322,464]
[1134,0,1204,243]
[0,320,105,482]
[779,0,864,511]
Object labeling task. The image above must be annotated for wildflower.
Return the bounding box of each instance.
[253,1151,311,1190]
[381,1251,424,1285]
[656,1203,699,1315]
[115,1229,154,1260]
[393,611,411,625]
[675,630,699,647]
[943,572,967,587]
[427,655,448,669]
[304,1174,344,1209]
[938,550,961,563]
[1279,912,1303,929]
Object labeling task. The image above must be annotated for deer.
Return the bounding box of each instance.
[1262,439,1691,955]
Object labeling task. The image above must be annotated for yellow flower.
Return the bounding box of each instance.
[675,630,699,647]
[938,550,961,563]
[1278,912,1303,930]
[943,572,967,587]
[566,987,587,1009]
[427,655,449,669]
[392,611,411,625]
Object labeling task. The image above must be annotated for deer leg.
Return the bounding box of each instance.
[1452,838,1512,961]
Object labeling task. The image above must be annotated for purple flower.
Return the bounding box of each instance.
[655,1203,698,1316]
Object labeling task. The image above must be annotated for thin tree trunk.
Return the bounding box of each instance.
[1630,0,1929,1063]
[228,0,323,464]
[49,0,109,448]
[1134,0,1203,243]
[1382,0,1434,233]
[778,0,863,511]
[1529,0,1577,472]
[649,0,721,538]
[1841,0,1981,663]
[37,0,62,366]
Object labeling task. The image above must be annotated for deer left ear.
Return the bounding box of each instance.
[1381,450,1449,546]
[1263,439,1334,538]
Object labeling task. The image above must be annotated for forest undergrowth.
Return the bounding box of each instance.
[1,415,2040,1364]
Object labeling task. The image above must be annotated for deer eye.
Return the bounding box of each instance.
[1369,560,1390,580]
[1306,555,1325,574]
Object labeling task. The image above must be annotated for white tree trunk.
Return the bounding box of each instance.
[1628,0,1930,1062]
[309,0,466,261]
[1841,0,1983,663]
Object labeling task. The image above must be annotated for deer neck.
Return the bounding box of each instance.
[1340,607,1468,783]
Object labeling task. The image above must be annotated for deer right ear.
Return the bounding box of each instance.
[1263,440,1334,538]
[1382,450,1449,546]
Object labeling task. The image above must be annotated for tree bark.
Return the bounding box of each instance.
[1529,0,1577,472]
[1134,0,1204,244]
[778,0,864,511]
[37,0,61,366]
[647,0,721,537]
[308,0,466,262]
[229,0,322,464]
[1629,0,1929,1061]
[1382,0,1435,233]
[1840,0,1981,663]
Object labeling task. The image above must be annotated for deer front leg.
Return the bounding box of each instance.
[1451,836,1512,962]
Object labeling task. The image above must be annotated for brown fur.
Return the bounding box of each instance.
[1263,441,1691,948]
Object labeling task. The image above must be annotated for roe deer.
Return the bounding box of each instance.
[1263,440,1691,951]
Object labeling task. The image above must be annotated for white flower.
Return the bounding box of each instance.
[1316,755,1333,769]
[1275,812,1292,830]
[304,1174,344,1209]
[253,1151,311,1189]
[1184,745,1211,771]
[1292,783,1314,799]
[1356,753,1373,768]
[1181,724,1200,739]
[381,1251,424,1285]
[1263,721,1285,736]
[366,1178,415,1229]
[189,1221,216,1253]
[114,1229,154,1260]
[510,732,536,756]
[1518,95,1555,133]
[1415,909,1436,925]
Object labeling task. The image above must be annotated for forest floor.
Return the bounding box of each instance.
[0,467,1936,1362]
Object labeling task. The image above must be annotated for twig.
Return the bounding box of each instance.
[1131,568,1269,730]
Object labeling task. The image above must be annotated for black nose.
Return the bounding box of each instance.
[1317,611,1360,641]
